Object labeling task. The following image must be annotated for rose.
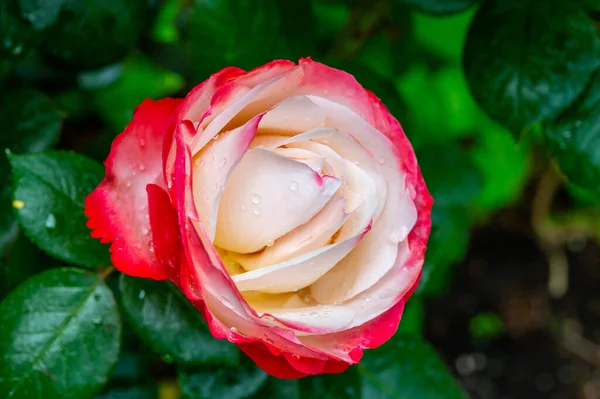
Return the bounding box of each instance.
[86,58,432,379]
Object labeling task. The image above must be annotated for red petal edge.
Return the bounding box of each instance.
[85,98,181,279]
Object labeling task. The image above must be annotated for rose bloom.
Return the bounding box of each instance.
[86,59,432,379]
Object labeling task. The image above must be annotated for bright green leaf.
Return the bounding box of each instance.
[397,0,477,15]
[413,7,475,62]
[119,275,240,367]
[360,335,467,399]
[545,70,600,201]
[464,0,599,134]
[9,150,110,268]
[92,54,184,131]
[471,124,531,211]
[178,358,268,399]
[0,267,121,399]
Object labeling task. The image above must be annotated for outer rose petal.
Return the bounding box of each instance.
[85,98,181,279]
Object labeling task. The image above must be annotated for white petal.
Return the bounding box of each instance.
[192,117,259,240]
[258,96,326,135]
[231,196,347,271]
[232,232,363,294]
[336,160,378,241]
[214,148,341,253]
[272,147,325,173]
[307,97,418,304]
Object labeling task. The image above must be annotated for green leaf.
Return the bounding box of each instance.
[412,8,475,63]
[463,0,599,134]
[0,88,62,154]
[359,335,467,399]
[396,0,477,15]
[91,54,184,131]
[0,267,121,399]
[119,275,240,366]
[471,124,531,211]
[9,150,110,268]
[186,0,283,80]
[96,386,158,399]
[178,358,268,399]
[0,1,36,60]
[38,0,146,69]
[417,142,482,208]
[0,88,62,257]
[252,378,299,399]
[1,232,56,297]
[300,366,362,398]
[19,0,66,30]
[397,298,424,335]
[275,0,317,59]
[545,70,600,201]
[416,206,470,297]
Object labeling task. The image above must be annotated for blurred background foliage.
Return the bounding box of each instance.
[0,0,599,398]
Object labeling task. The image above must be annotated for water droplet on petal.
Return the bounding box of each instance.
[251,194,261,204]
[265,239,274,247]
[291,353,300,360]
[309,311,318,317]
[139,138,146,147]
[139,164,145,171]
[219,158,227,167]
[378,158,386,165]
[364,296,372,303]
[289,181,298,191]
[253,208,261,215]
[230,326,238,333]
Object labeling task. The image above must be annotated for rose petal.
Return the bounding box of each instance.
[258,95,326,135]
[192,114,262,240]
[231,196,347,271]
[307,97,418,304]
[214,148,341,253]
[85,98,181,279]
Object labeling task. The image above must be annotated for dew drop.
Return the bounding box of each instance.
[45,213,56,229]
[139,164,146,171]
[93,293,101,301]
[230,327,238,333]
[378,158,386,165]
[289,181,298,191]
[364,296,372,303]
[264,337,274,345]
[253,208,261,215]
[354,160,360,166]
[291,353,300,360]
[125,181,131,188]
[92,317,102,326]
[142,227,149,236]
[322,305,331,311]
[562,130,572,139]
[251,194,261,204]
[138,290,146,299]
[309,311,318,317]
[219,158,227,167]
[209,155,215,163]
[303,295,314,304]
[139,138,146,147]
[265,238,274,247]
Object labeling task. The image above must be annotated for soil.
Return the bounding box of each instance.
[425,215,600,399]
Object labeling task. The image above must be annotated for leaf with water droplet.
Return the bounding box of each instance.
[119,275,239,367]
[544,70,600,202]
[8,151,110,268]
[0,268,121,399]
[464,0,599,136]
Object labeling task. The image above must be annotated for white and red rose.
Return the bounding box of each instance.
[86,58,432,379]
